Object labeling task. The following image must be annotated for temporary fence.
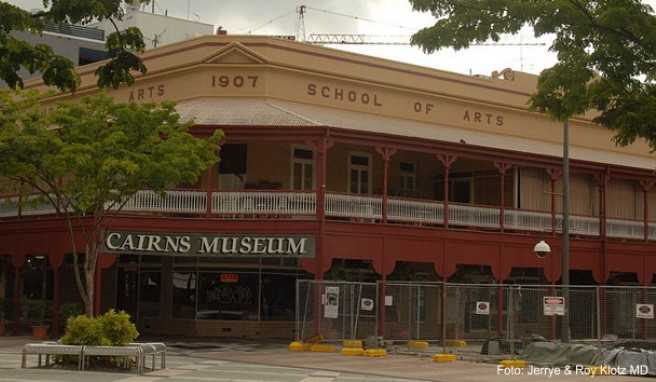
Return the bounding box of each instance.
[296,280,378,342]
[296,280,656,344]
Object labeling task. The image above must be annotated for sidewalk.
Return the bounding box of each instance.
[200,345,650,382]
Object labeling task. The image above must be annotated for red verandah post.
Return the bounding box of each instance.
[437,154,457,228]
[307,134,331,337]
[494,162,512,232]
[547,168,562,236]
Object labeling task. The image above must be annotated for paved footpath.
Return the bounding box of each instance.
[0,338,650,382]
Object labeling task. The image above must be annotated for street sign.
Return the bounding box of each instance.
[543,296,565,316]
[475,301,490,315]
[636,304,654,319]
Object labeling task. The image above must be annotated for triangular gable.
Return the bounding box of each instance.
[203,42,267,65]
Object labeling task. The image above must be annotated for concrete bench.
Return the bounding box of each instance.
[82,345,143,374]
[129,342,166,370]
[22,344,83,370]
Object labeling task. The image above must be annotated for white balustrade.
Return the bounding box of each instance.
[122,190,207,214]
[212,191,316,216]
[649,223,656,241]
[0,196,57,217]
[449,203,500,228]
[387,198,443,224]
[569,215,600,236]
[0,197,19,217]
[325,193,382,220]
[504,209,551,232]
[606,218,644,239]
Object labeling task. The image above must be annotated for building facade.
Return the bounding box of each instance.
[2,36,656,339]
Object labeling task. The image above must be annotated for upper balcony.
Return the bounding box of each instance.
[1,139,653,241]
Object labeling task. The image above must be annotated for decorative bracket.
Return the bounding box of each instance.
[375,147,397,161]
[640,179,656,192]
[546,168,562,180]
[494,161,512,175]
[436,153,457,169]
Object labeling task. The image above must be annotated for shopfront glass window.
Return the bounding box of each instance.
[139,272,161,318]
[172,272,196,319]
[261,273,295,321]
[197,272,259,320]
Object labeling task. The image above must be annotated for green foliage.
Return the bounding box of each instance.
[0,89,222,217]
[0,1,151,91]
[98,309,139,346]
[61,310,138,346]
[61,314,109,346]
[0,89,222,314]
[409,0,656,150]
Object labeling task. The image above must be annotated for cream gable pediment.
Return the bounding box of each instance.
[203,42,267,65]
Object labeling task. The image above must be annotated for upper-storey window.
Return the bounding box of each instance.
[349,153,372,194]
[219,144,247,190]
[400,162,416,196]
[291,146,314,191]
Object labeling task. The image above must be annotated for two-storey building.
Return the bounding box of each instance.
[2,35,656,339]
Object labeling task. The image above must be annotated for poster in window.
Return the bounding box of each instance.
[324,286,339,319]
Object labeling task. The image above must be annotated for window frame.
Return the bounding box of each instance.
[347,151,373,194]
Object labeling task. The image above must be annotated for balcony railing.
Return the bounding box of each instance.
[387,197,442,224]
[122,190,207,214]
[212,191,316,216]
[0,190,654,241]
[325,193,382,220]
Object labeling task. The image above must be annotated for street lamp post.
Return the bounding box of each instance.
[562,120,571,343]
[534,120,571,343]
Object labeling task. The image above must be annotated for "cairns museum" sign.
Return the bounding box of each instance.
[104,231,315,257]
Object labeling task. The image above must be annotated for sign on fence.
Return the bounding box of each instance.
[636,304,654,319]
[361,298,374,311]
[543,296,565,316]
[475,301,490,315]
[324,286,339,318]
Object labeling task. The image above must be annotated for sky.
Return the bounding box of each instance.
[6,0,656,77]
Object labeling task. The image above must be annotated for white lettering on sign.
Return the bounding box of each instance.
[104,232,314,257]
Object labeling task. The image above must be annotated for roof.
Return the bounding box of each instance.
[176,97,655,170]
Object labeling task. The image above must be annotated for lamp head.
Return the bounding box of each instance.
[533,240,551,258]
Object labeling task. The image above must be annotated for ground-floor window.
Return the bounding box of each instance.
[114,255,302,322]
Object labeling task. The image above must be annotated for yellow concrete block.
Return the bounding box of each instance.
[499,359,528,368]
[310,343,337,353]
[432,353,457,363]
[288,341,305,352]
[364,348,387,357]
[407,340,429,350]
[446,340,467,347]
[341,347,365,356]
[343,340,363,348]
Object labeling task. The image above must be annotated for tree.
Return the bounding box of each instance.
[0,90,222,315]
[409,0,656,149]
[0,0,150,91]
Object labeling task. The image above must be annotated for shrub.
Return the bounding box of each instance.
[61,315,109,346]
[61,310,139,346]
[98,310,139,346]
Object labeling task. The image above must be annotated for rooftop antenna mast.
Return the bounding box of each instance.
[296,5,307,42]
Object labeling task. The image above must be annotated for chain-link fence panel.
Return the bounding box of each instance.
[602,286,641,339]
[382,282,442,341]
[506,285,597,341]
[445,284,501,341]
[296,280,378,342]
